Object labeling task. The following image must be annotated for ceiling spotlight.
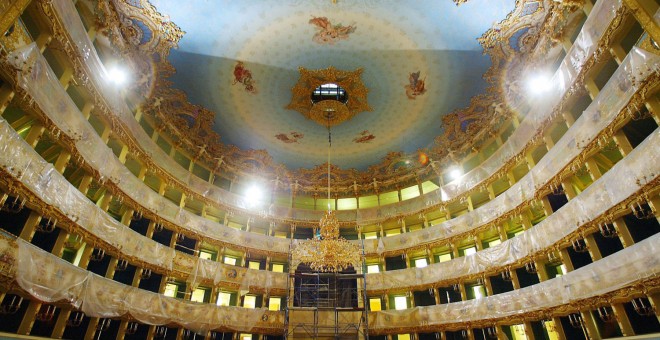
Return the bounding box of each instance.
[527,73,553,95]
[106,66,128,86]
[244,185,264,207]
[449,168,462,180]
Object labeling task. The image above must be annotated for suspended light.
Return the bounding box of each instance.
[527,73,553,95]
[106,66,128,86]
[244,185,264,207]
[449,167,462,180]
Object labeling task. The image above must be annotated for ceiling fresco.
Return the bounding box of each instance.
[147,0,516,170]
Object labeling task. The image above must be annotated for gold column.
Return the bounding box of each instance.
[18,212,41,242]
[610,43,628,64]
[583,234,602,261]
[612,218,635,248]
[622,0,660,47]
[646,292,660,324]
[497,224,508,241]
[578,311,600,340]
[540,197,554,217]
[0,0,32,37]
[611,303,635,336]
[558,248,575,272]
[562,111,576,128]
[23,123,45,148]
[646,97,660,126]
[465,194,475,211]
[584,158,603,181]
[613,130,634,157]
[487,184,496,200]
[16,301,42,335]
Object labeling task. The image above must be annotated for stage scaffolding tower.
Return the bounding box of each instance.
[285,240,369,340]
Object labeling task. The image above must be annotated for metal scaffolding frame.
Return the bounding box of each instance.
[285,241,369,340]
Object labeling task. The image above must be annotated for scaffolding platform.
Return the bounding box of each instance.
[285,243,369,340]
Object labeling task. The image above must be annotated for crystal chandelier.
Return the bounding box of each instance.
[291,112,362,272]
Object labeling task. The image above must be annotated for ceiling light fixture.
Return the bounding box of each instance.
[106,66,128,86]
[527,72,553,95]
[291,115,362,272]
[449,168,463,180]
[244,185,264,207]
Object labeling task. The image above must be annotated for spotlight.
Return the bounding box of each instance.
[106,66,128,86]
[449,168,462,180]
[527,73,553,95]
[244,185,264,207]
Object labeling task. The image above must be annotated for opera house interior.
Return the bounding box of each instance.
[1,0,660,339]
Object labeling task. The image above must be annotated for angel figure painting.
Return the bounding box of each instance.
[353,130,376,144]
[405,71,427,100]
[275,131,304,144]
[309,16,357,45]
[232,61,256,94]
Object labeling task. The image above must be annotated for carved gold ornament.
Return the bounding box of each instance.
[286,66,372,128]
[292,210,362,272]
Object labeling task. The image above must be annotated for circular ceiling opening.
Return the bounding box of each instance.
[311,83,348,104]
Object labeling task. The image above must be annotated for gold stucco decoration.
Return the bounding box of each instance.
[286,66,372,128]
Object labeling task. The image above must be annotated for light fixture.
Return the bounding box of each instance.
[244,185,264,207]
[106,66,128,86]
[449,167,462,180]
[291,116,362,272]
[526,72,553,95]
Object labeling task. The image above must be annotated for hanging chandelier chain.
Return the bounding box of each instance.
[327,116,331,203]
[290,114,362,272]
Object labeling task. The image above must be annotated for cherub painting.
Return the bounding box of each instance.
[353,130,375,143]
[405,71,426,99]
[275,131,304,144]
[309,16,357,45]
[232,61,256,94]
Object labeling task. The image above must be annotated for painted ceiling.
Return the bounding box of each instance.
[148,0,516,170]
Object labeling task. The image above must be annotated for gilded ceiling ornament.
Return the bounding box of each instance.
[405,71,427,100]
[232,62,257,94]
[286,66,371,128]
[95,0,184,58]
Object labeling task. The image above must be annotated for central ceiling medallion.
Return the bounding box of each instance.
[286,66,372,128]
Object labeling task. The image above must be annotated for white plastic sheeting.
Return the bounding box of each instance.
[0,117,288,292]
[45,0,623,225]
[7,39,655,260]
[6,41,292,254]
[367,124,660,291]
[361,46,660,255]
[1,113,657,296]
[370,232,660,329]
[2,230,657,331]
[1,236,283,333]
